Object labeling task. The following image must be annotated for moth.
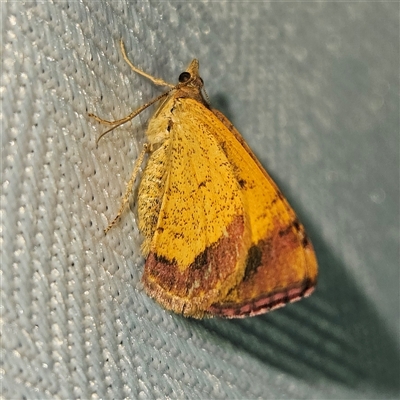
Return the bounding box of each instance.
[89,40,318,319]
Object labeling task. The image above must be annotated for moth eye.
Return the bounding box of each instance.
[200,77,204,84]
[179,72,191,83]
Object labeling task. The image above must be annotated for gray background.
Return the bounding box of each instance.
[2,1,399,399]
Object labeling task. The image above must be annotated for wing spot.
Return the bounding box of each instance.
[238,179,246,188]
[243,245,263,281]
[301,233,310,247]
[167,120,173,132]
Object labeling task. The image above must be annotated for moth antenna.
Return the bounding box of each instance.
[120,39,175,88]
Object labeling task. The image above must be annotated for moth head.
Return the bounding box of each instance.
[178,59,204,89]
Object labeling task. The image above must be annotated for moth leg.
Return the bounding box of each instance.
[120,39,174,88]
[89,89,170,144]
[88,113,120,126]
[104,144,149,234]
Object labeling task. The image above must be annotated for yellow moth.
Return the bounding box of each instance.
[89,40,318,319]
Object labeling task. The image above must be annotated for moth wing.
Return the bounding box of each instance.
[142,97,317,319]
[208,107,318,317]
[141,98,252,318]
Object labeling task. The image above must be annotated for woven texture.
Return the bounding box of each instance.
[2,2,399,399]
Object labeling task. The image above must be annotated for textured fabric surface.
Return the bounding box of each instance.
[2,1,399,399]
